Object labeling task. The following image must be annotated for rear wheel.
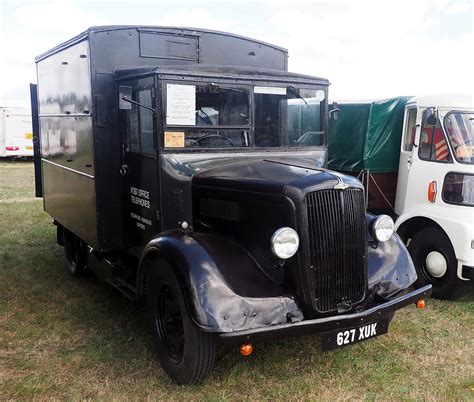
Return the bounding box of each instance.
[147,262,216,385]
[408,227,458,299]
[63,230,87,275]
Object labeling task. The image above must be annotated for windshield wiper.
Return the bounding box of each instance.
[287,86,308,106]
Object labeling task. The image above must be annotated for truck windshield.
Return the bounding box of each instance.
[164,83,250,148]
[444,112,474,164]
[163,82,326,150]
[254,87,325,147]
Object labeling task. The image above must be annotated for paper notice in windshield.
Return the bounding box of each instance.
[166,84,196,125]
[254,86,287,95]
[164,131,185,148]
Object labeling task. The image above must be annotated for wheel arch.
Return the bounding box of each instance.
[136,230,303,333]
[396,216,451,245]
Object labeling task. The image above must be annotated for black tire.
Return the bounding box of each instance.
[63,230,87,275]
[408,226,458,299]
[147,261,216,385]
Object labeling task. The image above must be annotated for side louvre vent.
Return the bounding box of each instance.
[200,198,240,222]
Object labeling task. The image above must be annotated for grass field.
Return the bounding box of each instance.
[1,160,473,400]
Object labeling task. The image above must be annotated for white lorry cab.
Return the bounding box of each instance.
[328,94,473,298]
[394,94,473,298]
[0,107,33,158]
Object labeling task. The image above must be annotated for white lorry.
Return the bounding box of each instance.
[0,107,33,158]
[329,94,473,298]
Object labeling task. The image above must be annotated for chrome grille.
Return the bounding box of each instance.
[306,188,366,312]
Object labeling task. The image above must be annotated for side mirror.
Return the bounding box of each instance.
[424,107,439,127]
[329,102,340,120]
[118,86,132,110]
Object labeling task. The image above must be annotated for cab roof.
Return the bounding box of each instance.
[114,64,330,86]
[408,93,473,109]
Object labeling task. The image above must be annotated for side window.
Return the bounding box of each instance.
[124,89,155,156]
[138,90,154,155]
[419,113,452,162]
[403,108,417,151]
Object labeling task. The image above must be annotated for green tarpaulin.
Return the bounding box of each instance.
[328,96,412,173]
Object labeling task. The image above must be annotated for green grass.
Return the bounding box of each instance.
[1,160,473,399]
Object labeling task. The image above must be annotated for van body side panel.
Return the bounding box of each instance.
[42,160,98,246]
[36,40,98,247]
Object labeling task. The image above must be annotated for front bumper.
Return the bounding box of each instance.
[217,285,432,344]
[461,265,474,280]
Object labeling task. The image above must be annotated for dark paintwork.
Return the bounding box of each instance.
[217,285,431,343]
[34,27,430,341]
[29,84,42,198]
[137,193,416,332]
[115,64,329,85]
[367,224,418,298]
[41,161,97,246]
[35,26,289,251]
[138,231,304,332]
[159,149,327,231]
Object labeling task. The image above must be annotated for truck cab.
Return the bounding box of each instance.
[32,26,431,385]
[395,94,474,297]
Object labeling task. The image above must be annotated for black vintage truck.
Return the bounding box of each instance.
[31,26,431,384]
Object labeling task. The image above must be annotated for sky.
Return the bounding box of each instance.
[0,0,472,107]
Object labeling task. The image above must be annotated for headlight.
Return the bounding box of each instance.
[271,227,299,259]
[371,215,394,242]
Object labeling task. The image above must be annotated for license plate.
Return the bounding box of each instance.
[321,319,390,351]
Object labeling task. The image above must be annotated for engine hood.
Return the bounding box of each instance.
[193,158,362,197]
[159,149,361,230]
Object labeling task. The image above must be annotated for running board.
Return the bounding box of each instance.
[87,247,137,301]
[106,277,136,301]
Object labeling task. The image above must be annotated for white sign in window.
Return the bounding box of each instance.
[254,86,287,95]
[166,84,196,125]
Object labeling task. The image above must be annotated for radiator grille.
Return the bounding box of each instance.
[306,188,366,312]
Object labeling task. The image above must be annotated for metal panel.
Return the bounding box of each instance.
[306,188,367,312]
[199,31,287,70]
[30,84,42,197]
[139,31,198,61]
[40,116,94,176]
[42,159,98,247]
[37,40,91,115]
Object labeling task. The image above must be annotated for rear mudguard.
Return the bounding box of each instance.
[367,230,417,299]
[137,231,304,333]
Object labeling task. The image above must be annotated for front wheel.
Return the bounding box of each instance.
[408,226,459,299]
[147,262,216,385]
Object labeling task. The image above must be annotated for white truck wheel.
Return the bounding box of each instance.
[408,226,459,299]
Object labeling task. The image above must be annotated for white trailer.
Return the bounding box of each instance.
[0,107,33,158]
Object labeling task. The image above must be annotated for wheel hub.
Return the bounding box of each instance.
[425,251,448,278]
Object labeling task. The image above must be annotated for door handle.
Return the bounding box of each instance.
[407,156,412,170]
[120,164,128,176]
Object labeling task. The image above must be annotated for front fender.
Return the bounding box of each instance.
[138,231,303,333]
[367,233,417,299]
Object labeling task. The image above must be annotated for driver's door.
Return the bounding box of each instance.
[119,76,161,253]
